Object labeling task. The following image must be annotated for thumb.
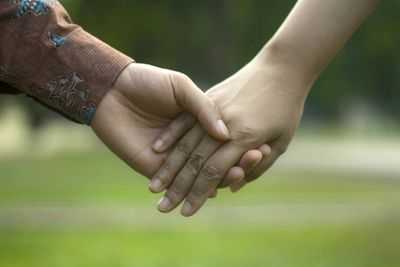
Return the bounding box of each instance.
[171,73,229,141]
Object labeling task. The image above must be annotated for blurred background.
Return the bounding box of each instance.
[1,0,400,266]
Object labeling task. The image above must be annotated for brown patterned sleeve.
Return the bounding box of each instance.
[0,0,134,124]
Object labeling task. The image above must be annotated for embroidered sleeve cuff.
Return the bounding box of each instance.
[0,1,134,124]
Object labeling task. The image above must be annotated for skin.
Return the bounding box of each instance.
[91,63,263,190]
[151,0,381,216]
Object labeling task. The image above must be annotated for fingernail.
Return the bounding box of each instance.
[157,197,171,212]
[249,158,261,169]
[259,144,272,156]
[181,200,192,216]
[150,179,163,192]
[218,120,229,139]
[153,140,164,152]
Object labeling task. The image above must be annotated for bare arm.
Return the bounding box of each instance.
[151,0,381,216]
[259,0,380,89]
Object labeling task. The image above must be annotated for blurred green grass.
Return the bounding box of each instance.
[0,150,399,267]
[1,226,400,267]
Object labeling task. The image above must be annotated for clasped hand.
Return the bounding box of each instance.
[92,57,310,217]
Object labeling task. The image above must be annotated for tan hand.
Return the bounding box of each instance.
[91,63,230,179]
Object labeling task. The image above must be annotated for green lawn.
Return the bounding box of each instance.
[0,150,399,267]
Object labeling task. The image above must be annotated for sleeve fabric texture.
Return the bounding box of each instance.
[0,0,133,124]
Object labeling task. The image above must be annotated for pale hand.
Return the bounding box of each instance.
[151,56,310,216]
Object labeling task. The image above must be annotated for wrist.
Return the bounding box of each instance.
[246,44,313,103]
[254,39,320,91]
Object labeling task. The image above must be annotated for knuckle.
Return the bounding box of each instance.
[157,162,172,180]
[179,72,191,82]
[206,98,216,109]
[168,183,184,199]
[188,185,210,202]
[187,154,204,174]
[182,116,197,130]
[162,127,178,142]
[177,113,196,127]
[174,72,192,87]
[197,96,216,117]
[168,72,192,102]
[200,164,222,183]
[176,140,193,158]
[187,190,203,203]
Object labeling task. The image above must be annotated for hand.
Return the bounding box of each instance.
[91,63,231,179]
[151,55,311,216]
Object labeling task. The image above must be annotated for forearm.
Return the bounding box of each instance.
[257,0,380,92]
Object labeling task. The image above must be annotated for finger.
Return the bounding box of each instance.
[149,124,204,193]
[244,140,287,183]
[217,151,260,188]
[217,166,245,189]
[181,143,246,217]
[258,144,272,156]
[238,150,263,170]
[230,147,282,193]
[237,144,271,171]
[172,74,230,141]
[153,113,196,152]
[157,135,223,213]
[218,144,272,188]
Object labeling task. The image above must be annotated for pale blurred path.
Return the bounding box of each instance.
[278,135,400,177]
[0,203,399,230]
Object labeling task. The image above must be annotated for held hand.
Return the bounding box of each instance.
[151,56,311,216]
[91,63,230,179]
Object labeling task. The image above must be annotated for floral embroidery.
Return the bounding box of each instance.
[0,65,8,81]
[5,1,98,125]
[80,105,97,125]
[48,32,67,48]
[35,73,95,124]
[10,0,57,19]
